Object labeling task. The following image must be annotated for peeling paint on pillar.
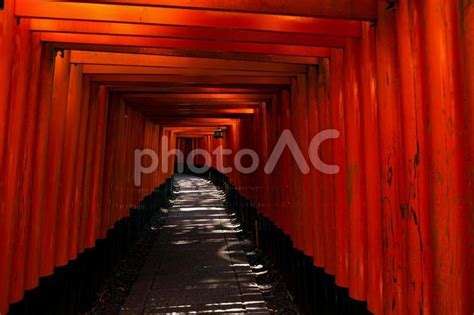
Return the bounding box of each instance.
[423,1,471,313]
[375,1,407,313]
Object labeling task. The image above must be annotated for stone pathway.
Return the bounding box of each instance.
[121,175,269,314]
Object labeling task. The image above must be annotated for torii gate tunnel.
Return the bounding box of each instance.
[0,0,473,314]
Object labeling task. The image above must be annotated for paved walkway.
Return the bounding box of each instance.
[121,175,269,314]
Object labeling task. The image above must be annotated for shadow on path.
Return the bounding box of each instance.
[121,175,269,314]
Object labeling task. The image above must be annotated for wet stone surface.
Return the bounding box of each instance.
[121,175,270,314]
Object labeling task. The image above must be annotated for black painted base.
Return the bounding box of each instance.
[203,168,372,315]
[8,178,173,315]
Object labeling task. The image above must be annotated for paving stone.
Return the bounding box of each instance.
[121,175,269,314]
[129,277,155,294]
[146,287,241,307]
[152,272,240,290]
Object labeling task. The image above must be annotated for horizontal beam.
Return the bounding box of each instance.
[161,118,236,124]
[71,51,306,73]
[17,1,362,36]
[68,0,377,20]
[133,104,259,110]
[41,33,330,57]
[159,119,243,124]
[127,103,262,109]
[160,121,237,127]
[176,132,214,135]
[88,74,292,85]
[155,114,251,119]
[52,43,319,64]
[108,87,280,93]
[175,134,214,138]
[166,127,228,131]
[122,93,273,100]
[124,98,263,103]
[31,19,346,47]
[82,65,292,77]
[142,108,255,114]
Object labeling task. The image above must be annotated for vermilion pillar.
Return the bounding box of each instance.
[307,65,324,268]
[375,1,406,313]
[423,1,471,313]
[463,2,474,312]
[55,63,84,267]
[329,48,349,288]
[25,43,55,290]
[343,38,367,302]
[396,1,432,313]
[359,22,382,315]
[41,50,71,276]
[68,75,91,259]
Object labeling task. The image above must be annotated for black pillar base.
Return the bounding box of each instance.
[204,168,372,315]
[8,178,173,315]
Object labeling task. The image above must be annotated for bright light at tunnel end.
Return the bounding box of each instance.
[134,129,340,186]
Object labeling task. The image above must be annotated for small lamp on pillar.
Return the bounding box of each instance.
[214,128,224,139]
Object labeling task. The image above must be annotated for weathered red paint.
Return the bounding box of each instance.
[41,50,71,276]
[343,38,367,302]
[396,2,431,313]
[316,61,337,276]
[307,65,324,268]
[1,1,474,314]
[298,74,314,257]
[16,1,363,37]
[90,86,108,241]
[375,2,407,313]
[66,0,378,20]
[329,48,349,288]
[69,75,91,260]
[423,1,470,313]
[3,20,35,305]
[463,2,474,312]
[359,22,382,315]
[10,30,42,304]
[55,63,84,267]
[25,43,55,290]
[0,13,30,307]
